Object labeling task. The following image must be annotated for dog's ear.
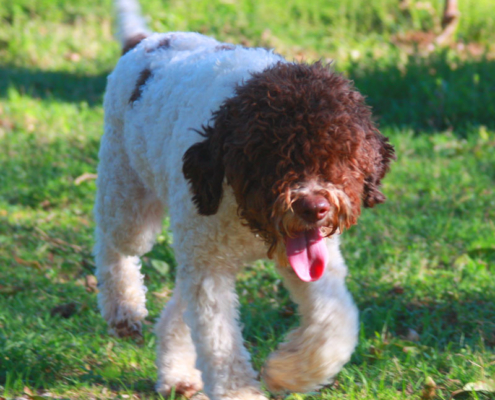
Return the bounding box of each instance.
[182,126,225,215]
[362,132,395,208]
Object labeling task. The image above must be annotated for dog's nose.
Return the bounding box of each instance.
[292,195,330,223]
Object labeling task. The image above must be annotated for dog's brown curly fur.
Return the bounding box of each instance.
[183,62,395,253]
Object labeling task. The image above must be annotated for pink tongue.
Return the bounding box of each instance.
[285,228,329,282]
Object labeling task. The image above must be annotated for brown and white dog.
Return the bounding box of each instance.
[94,1,395,399]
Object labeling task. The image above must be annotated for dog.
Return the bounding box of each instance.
[94,0,395,399]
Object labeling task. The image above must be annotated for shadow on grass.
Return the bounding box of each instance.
[346,51,495,132]
[0,65,109,105]
[355,282,495,347]
[1,51,495,131]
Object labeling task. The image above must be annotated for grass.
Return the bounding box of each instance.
[0,0,494,399]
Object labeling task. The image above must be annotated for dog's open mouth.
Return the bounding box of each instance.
[285,228,329,282]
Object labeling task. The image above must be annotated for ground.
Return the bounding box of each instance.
[0,0,494,399]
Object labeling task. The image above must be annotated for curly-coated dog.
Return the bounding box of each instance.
[94,1,395,399]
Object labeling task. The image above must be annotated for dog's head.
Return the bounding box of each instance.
[183,62,394,281]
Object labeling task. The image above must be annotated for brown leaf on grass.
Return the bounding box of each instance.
[35,227,83,253]
[40,200,51,210]
[65,52,81,62]
[74,172,97,185]
[23,387,55,400]
[0,117,14,137]
[0,284,24,296]
[281,305,295,317]
[421,377,437,400]
[390,285,405,295]
[85,275,98,293]
[50,302,77,318]
[152,287,171,299]
[14,255,42,270]
[368,345,382,357]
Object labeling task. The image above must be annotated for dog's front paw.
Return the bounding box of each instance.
[262,355,318,394]
[98,288,148,342]
[261,367,286,394]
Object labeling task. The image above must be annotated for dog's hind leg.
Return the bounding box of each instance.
[262,235,359,393]
[155,286,203,398]
[94,127,164,339]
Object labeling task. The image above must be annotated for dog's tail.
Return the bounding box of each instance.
[114,0,152,54]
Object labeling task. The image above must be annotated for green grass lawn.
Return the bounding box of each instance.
[0,0,494,399]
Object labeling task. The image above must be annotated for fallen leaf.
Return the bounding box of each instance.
[50,302,77,318]
[35,227,83,253]
[85,275,98,293]
[14,256,42,270]
[0,284,24,296]
[150,259,170,276]
[152,287,171,299]
[452,379,495,397]
[74,172,97,185]
[403,346,420,354]
[390,285,405,294]
[406,328,420,342]
[421,376,436,400]
[40,200,51,209]
[463,380,495,392]
[65,52,81,62]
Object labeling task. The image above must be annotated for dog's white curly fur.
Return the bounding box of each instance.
[95,15,359,400]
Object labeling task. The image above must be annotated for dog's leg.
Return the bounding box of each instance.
[168,253,267,400]
[94,130,164,339]
[155,286,203,398]
[262,235,359,393]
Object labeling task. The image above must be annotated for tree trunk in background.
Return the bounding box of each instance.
[436,0,460,45]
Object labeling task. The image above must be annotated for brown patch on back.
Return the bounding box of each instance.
[146,37,173,53]
[122,33,148,55]
[156,37,171,50]
[129,68,152,104]
[215,44,235,51]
